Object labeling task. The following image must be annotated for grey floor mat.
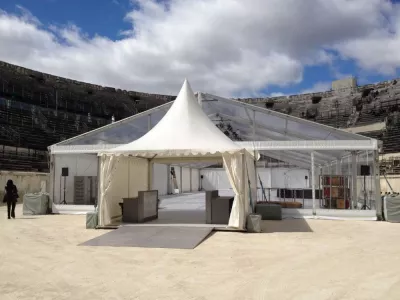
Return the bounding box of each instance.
[80,226,213,249]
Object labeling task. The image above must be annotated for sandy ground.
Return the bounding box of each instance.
[1,205,400,300]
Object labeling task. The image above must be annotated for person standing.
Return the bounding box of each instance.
[3,180,19,219]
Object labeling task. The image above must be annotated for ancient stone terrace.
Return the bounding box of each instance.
[236,78,400,156]
[238,79,399,128]
[2,59,400,171]
[0,60,175,121]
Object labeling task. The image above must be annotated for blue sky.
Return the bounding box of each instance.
[1,0,400,97]
[0,0,133,40]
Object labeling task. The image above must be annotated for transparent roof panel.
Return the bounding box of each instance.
[202,93,369,141]
[61,103,172,145]
[286,119,336,140]
[149,108,168,128]
[55,93,373,166]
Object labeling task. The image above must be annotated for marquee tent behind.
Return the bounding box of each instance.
[98,79,257,229]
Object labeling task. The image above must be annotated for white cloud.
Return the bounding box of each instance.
[300,82,332,94]
[269,92,287,98]
[0,0,399,96]
[267,82,331,99]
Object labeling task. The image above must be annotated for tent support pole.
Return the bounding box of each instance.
[241,152,246,229]
[49,153,55,210]
[351,151,357,209]
[167,164,171,194]
[147,159,152,190]
[252,110,258,206]
[128,157,130,197]
[190,168,193,192]
[96,156,101,209]
[373,150,382,219]
[336,160,341,175]
[311,152,316,216]
[180,166,183,194]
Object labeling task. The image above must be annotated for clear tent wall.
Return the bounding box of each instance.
[49,91,380,219]
[252,150,379,216]
[319,150,378,211]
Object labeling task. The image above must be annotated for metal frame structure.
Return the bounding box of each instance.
[48,92,381,218]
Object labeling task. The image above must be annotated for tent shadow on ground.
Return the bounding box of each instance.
[260,219,313,233]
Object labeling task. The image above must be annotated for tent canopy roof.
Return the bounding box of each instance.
[50,80,378,168]
[103,79,241,157]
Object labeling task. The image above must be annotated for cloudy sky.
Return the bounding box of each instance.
[0,0,400,97]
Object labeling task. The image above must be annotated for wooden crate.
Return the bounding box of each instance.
[324,187,344,198]
[336,199,350,209]
[331,177,338,186]
[322,175,346,186]
[324,187,330,197]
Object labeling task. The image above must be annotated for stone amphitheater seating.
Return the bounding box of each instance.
[380,157,400,175]
[246,79,400,159]
[0,106,55,149]
[360,131,383,140]
[382,127,400,153]
[0,98,109,150]
[315,108,350,128]
[0,61,175,172]
[0,149,47,172]
[2,59,400,172]
[0,100,109,171]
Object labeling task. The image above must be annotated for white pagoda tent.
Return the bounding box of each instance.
[97,80,257,228]
[48,78,381,221]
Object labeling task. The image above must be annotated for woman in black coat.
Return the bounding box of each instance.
[3,179,19,219]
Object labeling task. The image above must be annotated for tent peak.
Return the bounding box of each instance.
[106,79,241,155]
[177,78,194,101]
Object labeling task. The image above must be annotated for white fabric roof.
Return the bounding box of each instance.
[105,79,241,157]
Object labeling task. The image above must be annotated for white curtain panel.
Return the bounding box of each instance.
[98,155,149,226]
[106,157,129,223]
[245,151,257,211]
[223,151,248,230]
[98,155,117,226]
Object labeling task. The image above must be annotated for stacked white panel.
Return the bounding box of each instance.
[191,169,200,192]
[182,167,191,192]
[152,163,168,196]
